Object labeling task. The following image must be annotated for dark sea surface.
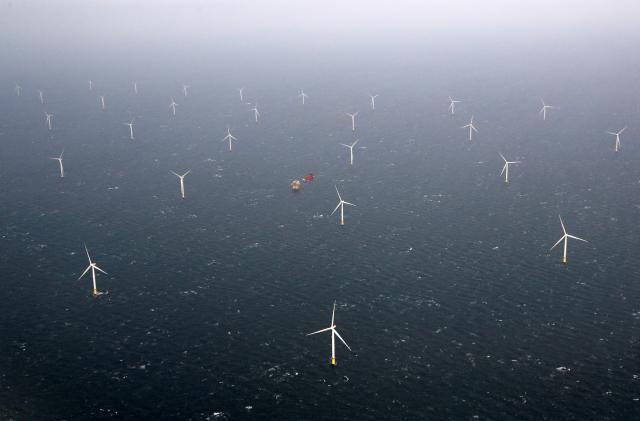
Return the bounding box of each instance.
[2,46,640,419]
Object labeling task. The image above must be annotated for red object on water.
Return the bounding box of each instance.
[303,173,314,183]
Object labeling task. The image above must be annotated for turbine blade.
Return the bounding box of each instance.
[170,171,180,177]
[342,201,356,207]
[567,234,588,243]
[333,329,352,351]
[84,244,91,263]
[307,327,332,336]
[78,265,91,280]
[331,301,336,326]
[559,215,566,234]
[94,265,108,275]
[550,235,566,250]
[330,202,341,216]
[500,163,507,176]
[334,185,342,201]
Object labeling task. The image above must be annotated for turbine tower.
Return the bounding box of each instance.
[551,215,588,264]
[45,112,53,130]
[49,150,64,178]
[222,127,237,151]
[298,90,308,105]
[170,170,191,199]
[169,97,178,116]
[78,244,107,297]
[340,139,360,166]
[462,115,478,141]
[499,153,521,183]
[606,127,626,152]
[370,94,379,110]
[448,96,461,115]
[125,120,135,140]
[346,112,359,131]
[331,186,356,225]
[307,301,352,366]
[539,99,554,121]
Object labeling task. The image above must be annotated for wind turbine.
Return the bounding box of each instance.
[606,126,626,152]
[222,127,237,151]
[551,215,588,264]
[38,90,44,104]
[369,94,379,110]
[45,112,53,130]
[340,139,360,166]
[99,95,105,110]
[238,87,244,102]
[49,149,64,178]
[169,97,178,116]
[124,120,135,140]
[14,84,21,97]
[250,103,260,123]
[346,112,359,131]
[298,89,308,105]
[170,170,191,199]
[539,99,554,121]
[307,301,352,366]
[331,186,356,225]
[462,115,478,141]
[448,96,461,115]
[88,80,93,91]
[499,153,521,183]
[133,81,138,94]
[182,84,190,97]
[78,244,107,297]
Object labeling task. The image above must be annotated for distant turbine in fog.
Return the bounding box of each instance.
[88,80,93,91]
[499,153,521,183]
[331,186,356,225]
[182,84,190,97]
[78,244,107,297]
[49,149,64,178]
[448,96,461,115]
[99,95,105,110]
[298,89,308,105]
[307,301,352,366]
[222,127,237,151]
[346,112,359,131]
[238,87,244,102]
[370,94,379,110]
[45,112,53,130]
[539,99,554,121]
[169,97,178,116]
[170,170,191,199]
[606,126,626,152]
[14,84,21,97]
[133,81,138,94]
[462,115,478,141]
[551,215,588,264]
[340,139,360,166]
[38,90,44,104]
[250,103,260,123]
[124,120,135,140]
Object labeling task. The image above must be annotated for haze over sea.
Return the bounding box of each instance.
[2,1,640,419]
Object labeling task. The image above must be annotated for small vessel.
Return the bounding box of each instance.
[290,179,301,191]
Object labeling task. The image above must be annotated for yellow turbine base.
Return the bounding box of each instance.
[92,290,98,297]
[562,257,567,264]
[331,358,336,366]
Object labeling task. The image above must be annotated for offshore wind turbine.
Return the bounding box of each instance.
[169,97,178,116]
[125,120,135,140]
[340,139,360,166]
[307,301,352,366]
[182,84,190,97]
[448,96,461,115]
[45,112,53,130]
[462,115,478,141]
[331,186,356,225]
[78,244,107,297]
[551,215,588,264]
[539,99,554,121]
[499,153,521,183]
[38,90,44,104]
[170,170,191,199]
[238,87,244,102]
[49,149,64,178]
[14,84,21,97]
[369,94,379,110]
[222,127,237,151]
[606,126,626,152]
[298,89,308,105]
[346,112,359,131]
[99,95,105,110]
[133,81,138,94]
[88,80,93,91]
[250,103,260,123]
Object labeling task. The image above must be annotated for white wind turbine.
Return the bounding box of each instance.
[45,112,53,130]
[307,301,352,366]
[250,103,260,123]
[551,215,588,264]
[539,99,554,121]
[99,95,105,110]
[222,127,237,151]
[340,139,360,166]
[38,90,44,104]
[499,153,521,183]
[88,80,93,91]
[606,126,626,152]
[182,84,190,97]
[49,149,64,178]
[170,170,191,199]
[370,94,379,110]
[298,89,308,105]
[133,81,138,94]
[169,97,178,116]
[238,87,244,102]
[346,112,359,131]
[331,186,356,225]
[448,96,461,115]
[124,120,135,140]
[462,115,478,141]
[78,244,107,297]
